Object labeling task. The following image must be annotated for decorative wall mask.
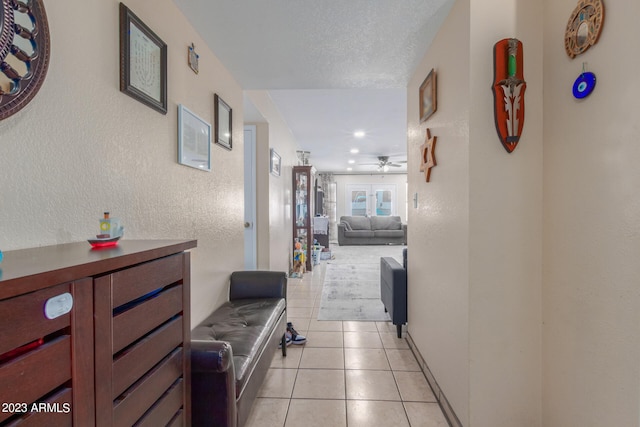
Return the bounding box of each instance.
[492,38,526,154]
[565,0,604,59]
[419,128,436,182]
[0,0,51,120]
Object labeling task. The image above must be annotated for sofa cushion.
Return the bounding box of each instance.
[370,216,402,230]
[191,298,286,397]
[344,230,375,238]
[341,216,371,230]
[373,230,404,239]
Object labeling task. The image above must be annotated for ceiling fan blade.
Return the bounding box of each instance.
[388,163,402,167]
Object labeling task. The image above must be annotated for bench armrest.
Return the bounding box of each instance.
[191,339,233,374]
[191,340,237,426]
[229,271,287,300]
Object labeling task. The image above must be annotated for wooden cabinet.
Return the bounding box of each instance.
[0,240,196,426]
[293,165,315,272]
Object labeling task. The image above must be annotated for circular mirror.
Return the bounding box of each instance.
[576,21,589,47]
[0,0,15,63]
[0,0,50,120]
[564,0,604,59]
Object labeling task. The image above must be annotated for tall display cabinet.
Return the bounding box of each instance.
[292,165,315,272]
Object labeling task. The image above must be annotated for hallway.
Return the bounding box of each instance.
[245,255,448,427]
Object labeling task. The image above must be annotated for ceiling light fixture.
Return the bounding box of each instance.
[347,167,353,171]
[354,131,365,138]
[348,160,355,164]
[350,148,359,154]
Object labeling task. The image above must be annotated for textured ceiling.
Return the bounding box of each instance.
[174,0,455,172]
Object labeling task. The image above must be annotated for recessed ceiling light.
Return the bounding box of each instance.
[348,159,355,164]
[350,148,359,154]
[354,131,365,138]
[347,167,353,171]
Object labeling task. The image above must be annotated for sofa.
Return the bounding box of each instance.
[380,248,407,337]
[337,215,407,245]
[191,271,288,427]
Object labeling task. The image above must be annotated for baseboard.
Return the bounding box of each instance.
[406,332,463,427]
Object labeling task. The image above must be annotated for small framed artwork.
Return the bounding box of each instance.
[419,68,437,123]
[214,94,232,150]
[119,3,168,114]
[178,104,211,171]
[270,149,281,176]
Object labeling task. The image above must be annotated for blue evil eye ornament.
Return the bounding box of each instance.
[573,71,596,99]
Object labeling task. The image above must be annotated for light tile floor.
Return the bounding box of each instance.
[244,260,449,427]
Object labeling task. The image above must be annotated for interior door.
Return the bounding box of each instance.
[243,125,257,269]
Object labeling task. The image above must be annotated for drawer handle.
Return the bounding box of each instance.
[44,293,74,319]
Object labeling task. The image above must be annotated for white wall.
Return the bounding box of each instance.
[0,0,245,328]
[408,0,543,425]
[407,0,471,423]
[467,0,543,425]
[245,91,299,273]
[542,1,640,426]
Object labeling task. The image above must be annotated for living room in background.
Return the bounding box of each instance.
[345,184,397,217]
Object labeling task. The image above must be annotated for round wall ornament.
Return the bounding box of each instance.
[564,0,604,59]
[572,71,596,99]
[0,0,51,120]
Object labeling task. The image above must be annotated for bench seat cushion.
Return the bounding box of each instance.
[191,298,286,396]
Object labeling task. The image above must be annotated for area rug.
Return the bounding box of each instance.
[317,244,405,321]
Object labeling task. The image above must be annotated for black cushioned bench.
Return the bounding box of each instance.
[191,271,287,427]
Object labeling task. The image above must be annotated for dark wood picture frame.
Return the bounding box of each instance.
[119,3,168,114]
[419,68,437,123]
[214,94,232,150]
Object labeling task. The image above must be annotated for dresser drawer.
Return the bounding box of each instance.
[0,283,72,356]
[111,255,184,309]
[0,337,71,423]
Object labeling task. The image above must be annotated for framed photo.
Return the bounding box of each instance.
[270,149,281,176]
[419,68,437,123]
[178,104,211,171]
[214,94,232,150]
[119,3,168,114]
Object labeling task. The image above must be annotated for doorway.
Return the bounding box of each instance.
[243,125,257,269]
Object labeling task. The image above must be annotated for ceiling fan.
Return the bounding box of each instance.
[360,156,407,171]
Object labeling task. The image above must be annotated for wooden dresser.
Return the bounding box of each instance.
[0,239,197,426]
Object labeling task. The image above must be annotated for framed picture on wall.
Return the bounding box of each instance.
[419,68,437,123]
[214,94,232,150]
[270,149,281,176]
[119,3,168,114]
[178,104,211,171]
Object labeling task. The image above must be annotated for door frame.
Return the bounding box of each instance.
[243,125,257,269]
